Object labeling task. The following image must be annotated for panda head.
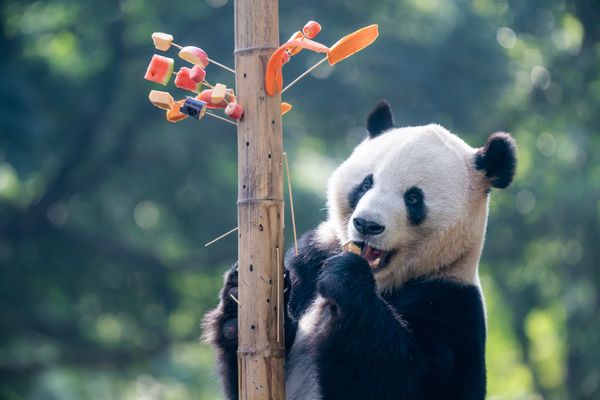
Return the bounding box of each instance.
[325,100,517,291]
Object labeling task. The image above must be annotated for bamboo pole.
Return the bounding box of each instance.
[234,0,285,399]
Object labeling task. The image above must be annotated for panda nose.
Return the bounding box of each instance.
[353,217,385,236]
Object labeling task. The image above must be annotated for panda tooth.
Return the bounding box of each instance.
[371,257,381,269]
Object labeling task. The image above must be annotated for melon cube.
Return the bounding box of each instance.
[144,55,174,85]
[174,67,202,93]
[189,65,206,83]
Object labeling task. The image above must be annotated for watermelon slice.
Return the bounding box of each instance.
[144,55,174,85]
[175,67,202,93]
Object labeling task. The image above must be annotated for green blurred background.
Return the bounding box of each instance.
[1,0,598,398]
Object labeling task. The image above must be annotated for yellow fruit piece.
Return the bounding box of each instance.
[152,32,173,51]
[211,83,227,103]
[148,90,174,110]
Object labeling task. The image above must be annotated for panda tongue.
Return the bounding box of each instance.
[362,245,383,268]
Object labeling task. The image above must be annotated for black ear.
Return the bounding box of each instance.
[367,100,394,138]
[474,132,517,189]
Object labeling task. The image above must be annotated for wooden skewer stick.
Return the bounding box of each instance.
[208,57,236,74]
[205,110,237,126]
[204,226,239,246]
[276,246,281,344]
[281,56,328,94]
[283,152,299,256]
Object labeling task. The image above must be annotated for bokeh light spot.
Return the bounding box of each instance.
[515,189,536,214]
[206,0,228,8]
[536,132,557,157]
[134,201,160,229]
[531,65,551,89]
[496,27,516,49]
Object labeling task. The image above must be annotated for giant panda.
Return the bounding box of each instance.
[203,100,517,400]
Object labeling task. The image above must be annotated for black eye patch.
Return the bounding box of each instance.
[404,186,427,226]
[348,174,373,209]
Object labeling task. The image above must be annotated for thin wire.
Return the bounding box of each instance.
[229,293,240,305]
[208,57,236,74]
[283,153,299,256]
[205,110,237,126]
[204,226,239,247]
[276,246,281,344]
[281,56,328,94]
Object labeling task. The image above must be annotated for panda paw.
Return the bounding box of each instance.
[317,252,376,309]
[204,263,293,348]
[203,263,239,348]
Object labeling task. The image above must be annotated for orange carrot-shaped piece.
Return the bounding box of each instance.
[265,39,329,96]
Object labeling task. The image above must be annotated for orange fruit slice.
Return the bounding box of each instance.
[327,24,379,66]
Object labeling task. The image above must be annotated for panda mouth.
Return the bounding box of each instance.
[358,243,394,272]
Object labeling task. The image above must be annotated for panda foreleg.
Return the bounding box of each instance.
[203,262,296,399]
[314,252,413,399]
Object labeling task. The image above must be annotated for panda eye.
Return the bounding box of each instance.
[404,187,423,206]
[348,174,374,209]
[361,176,373,191]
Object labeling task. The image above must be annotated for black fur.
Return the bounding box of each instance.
[201,263,240,399]
[348,174,373,209]
[315,252,486,400]
[367,100,395,138]
[404,186,427,226]
[204,229,487,400]
[474,132,517,189]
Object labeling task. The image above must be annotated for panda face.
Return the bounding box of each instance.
[325,101,516,290]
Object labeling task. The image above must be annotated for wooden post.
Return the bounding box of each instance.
[234,0,285,399]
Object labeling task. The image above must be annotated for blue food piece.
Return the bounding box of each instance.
[181,97,207,119]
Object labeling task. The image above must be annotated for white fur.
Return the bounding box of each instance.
[286,298,327,400]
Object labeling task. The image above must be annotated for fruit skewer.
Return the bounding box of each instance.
[152,32,235,74]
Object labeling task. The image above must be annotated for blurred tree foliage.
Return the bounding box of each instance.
[0,0,598,398]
